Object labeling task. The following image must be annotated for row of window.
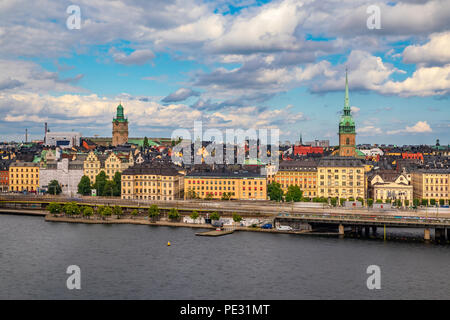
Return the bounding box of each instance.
[123,189,172,195]
[9,168,38,172]
[10,180,38,185]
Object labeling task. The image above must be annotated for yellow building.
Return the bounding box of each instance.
[412,169,449,203]
[83,151,133,183]
[268,160,318,198]
[317,157,366,200]
[121,164,184,201]
[368,171,413,205]
[9,162,40,192]
[185,172,267,200]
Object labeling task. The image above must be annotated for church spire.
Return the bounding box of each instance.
[344,68,350,115]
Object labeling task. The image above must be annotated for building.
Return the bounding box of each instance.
[9,162,40,192]
[45,132,81,148]
[185,171,267,200]
[368,170,413,205]
[338,71,357,157]
[40,158,84,196]
[317,157,366,200]
[112,103,129,146]
[412,169,449,203]
[83,151,134,183]
[293,145,323,156]
[121,164,184,201]
[269,160,318,198]
[304,140,330,148]
[0,161,10,192]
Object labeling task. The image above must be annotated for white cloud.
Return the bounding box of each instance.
[357,125,382,136]
[111,49,155,65]
[387,121,432,135]
[403,31,450,66]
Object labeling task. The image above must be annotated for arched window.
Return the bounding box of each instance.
[346,138,350,145]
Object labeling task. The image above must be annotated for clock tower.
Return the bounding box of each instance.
[338,71,356,157]
[112,103,128,146]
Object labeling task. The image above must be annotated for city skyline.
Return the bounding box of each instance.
[0,0,449,145]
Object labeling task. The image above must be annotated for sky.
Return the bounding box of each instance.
[0,0,449,145]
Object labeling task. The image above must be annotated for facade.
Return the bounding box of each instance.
[293,145,323,156]
[45,132,81,148]
[317,157,366,200]
[9,162,40,192]
[185,172,267,200]
[269,160,318,198]
[338,71,357,157]
[112,103,129,146]
[412,169,450,202]
[83,151,133,183]
[40,158,84,196]
[0,162,10,192]
[121,164,184,201]
[369,171,413,205]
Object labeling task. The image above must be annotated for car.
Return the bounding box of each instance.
[277,225,293,231]
[261,223,272,229]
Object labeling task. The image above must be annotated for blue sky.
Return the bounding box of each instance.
[0,0,449,145]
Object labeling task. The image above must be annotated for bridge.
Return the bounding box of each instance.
[1,194,449,241]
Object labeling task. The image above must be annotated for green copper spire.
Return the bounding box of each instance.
[113,102,128,123]
[339,70,355,134]
[343,69,350,116]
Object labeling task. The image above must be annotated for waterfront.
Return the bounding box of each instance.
[1,214,449,300]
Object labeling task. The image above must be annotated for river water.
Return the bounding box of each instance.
[0,214,449,300]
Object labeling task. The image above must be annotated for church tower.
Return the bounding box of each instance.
[338,71,356,157]
[112,103,128,146]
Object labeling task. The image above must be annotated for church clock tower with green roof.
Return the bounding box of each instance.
[112,103,129,146]
[338,71,356,157]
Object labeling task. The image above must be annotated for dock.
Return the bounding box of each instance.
[196,229,234,237]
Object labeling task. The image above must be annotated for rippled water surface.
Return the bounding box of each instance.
[1,214,449,299]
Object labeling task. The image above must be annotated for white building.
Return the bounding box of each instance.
[40,158,84,196]
[45,132,82,148]
[359,148,384,157]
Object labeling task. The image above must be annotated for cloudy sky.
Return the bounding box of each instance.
[0,0,449,145]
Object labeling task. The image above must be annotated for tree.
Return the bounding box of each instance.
[102,206,112,219]
[112,172,121,197]
[63,202,79,216]
[82,206,94,219]
[439,199,445,206]
[93,171,108,196]
[232,212,242,223]
[267,182,283,202]
[131,209,138,219]
[348,197,355,202]
[48,180,62,195]
[77,175,91,196]
[47,202,62,215]
[186,188,199,200]
[104,180,115,197]
[340,198,346,206]
[113,205,123,219]
[210,211,220,221]
[221,192,231,200]
[404,199,410,207]
[367,198,374,207]
[330,197,338,207]
[376,199,383,204]
[190,211,199,222]
[168,208,180,221]
[143,136,149,148]
[430,199,436,206]
[205,193,213,200]
[148,205,160,221]
[285,185,302,202]
[413,199,420,207]
[421,199,428,206]
[96,205,105,218]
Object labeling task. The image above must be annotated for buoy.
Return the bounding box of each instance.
[167,241,171,246]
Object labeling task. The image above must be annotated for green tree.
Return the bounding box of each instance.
[267,182,283,202]
[232,212,242,224]
[113,205,123,219]
[47,202,62,215]
[131,209,138,219]
[210,211,220,221]
[340,198,346,206]
[48,180,62,195]
[63,202,79,216]
[186,188,198,199]
[143,136,149,148]
[148,205,160,221]
[439,199,445,206]
[348,197,355,202]
[112,172,122,197]
[104,180,115,197]
[285,185,302,202]
[168,208,180,221]
[102,206,112,219]
[376,199,383,204]
[413,199,420,207]
[77,175,91,196]
[190,210,199,222]
[205,193,213,200]
[421,199,428,206]
[367,198,374,207]
[93,171,108,196]
[330,197,338,207]
[221,192,231,200]
[430,199,436,206]
[405,199,410,207]
[82,206,94,219]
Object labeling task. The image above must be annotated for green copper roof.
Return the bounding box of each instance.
[113,103,128,123]
[339,70,356,134]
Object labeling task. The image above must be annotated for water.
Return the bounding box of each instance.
[0,214,449,300]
